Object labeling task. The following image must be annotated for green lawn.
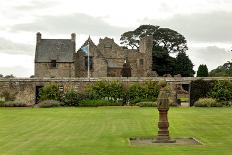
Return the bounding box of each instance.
[0,107,231,155]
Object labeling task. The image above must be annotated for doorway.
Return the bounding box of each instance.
[35,86,43,104]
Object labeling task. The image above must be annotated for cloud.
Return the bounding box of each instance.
[0,66,33,77]
[140,11,232,42]
[9,13,128,37]
[0,53,34,77]
[0,38,34,55]
[13,0,57,11]
[187,46,232,71]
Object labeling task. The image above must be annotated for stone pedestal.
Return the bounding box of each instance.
[153,109,176,143]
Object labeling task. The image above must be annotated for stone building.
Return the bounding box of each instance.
[34,32,76,78]
[34,33,153,78]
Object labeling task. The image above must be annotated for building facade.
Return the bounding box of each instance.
[34,33,154,78]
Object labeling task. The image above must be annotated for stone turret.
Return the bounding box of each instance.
[139,36,153,76]
[36,32,42,43]
[71,33,76,42]
[139,35,153,53]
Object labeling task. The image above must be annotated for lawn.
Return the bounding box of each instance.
[0,107,231,155]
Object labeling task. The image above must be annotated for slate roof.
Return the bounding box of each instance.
[35,39,75,63]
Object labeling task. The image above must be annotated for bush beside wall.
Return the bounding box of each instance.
[79,100,123,107]
[0,101,28,107]
[38,100,63,108]
[190,80,215,106]
[194,98,222,107]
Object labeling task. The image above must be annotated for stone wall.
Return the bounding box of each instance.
[35,63,75,78]
[0,77,231,105]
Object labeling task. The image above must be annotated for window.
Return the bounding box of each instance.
[139,59,144,66]
[51,60,57,68]
[104,44,112,49]
[85,56,93,70]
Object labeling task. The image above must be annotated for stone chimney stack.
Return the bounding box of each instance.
[71,33,76,42]
[36,32,42,43]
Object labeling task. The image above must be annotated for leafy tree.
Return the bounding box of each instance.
[174,52,195,77]
[120,24,188,53]
[209,60,232,77]
[197,64,209,77]
[4,74,15,78]
[152,47,176,76]
[121,24,191,76]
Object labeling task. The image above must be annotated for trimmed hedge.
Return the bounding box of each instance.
[135,102,157,107]
[194,98,222,107]
[38,100,63,108]
[79,100,123,107]
[0,101,28,107]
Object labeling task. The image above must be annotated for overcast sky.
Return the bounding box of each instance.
[0,0,232,77]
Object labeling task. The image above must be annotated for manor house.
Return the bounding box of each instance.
[34,33,153,78]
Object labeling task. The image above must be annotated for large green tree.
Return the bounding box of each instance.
[120,24,193,76]
[209,60,232,77]
[197,64,209,77]
[120,24,188,53]
[174,52,195,77]
[152,47,176,76]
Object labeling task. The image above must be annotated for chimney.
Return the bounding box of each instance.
[71,33,76,42]
[36,32,41,43]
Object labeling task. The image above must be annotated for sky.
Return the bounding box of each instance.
[0,0,232,77]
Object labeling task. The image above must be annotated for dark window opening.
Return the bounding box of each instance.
[51,60,57,68]
[85,56,93,70]
[139,59,144,66]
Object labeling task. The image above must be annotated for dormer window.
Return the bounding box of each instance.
[51,60,57,68]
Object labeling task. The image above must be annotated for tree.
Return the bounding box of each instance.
[197,64,208,77]
[209,60,232,77]
[120,24,188,53]
[4,74,15,78]
[174,52,195,77]
[152,47,176,76]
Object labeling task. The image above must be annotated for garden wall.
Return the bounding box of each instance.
[0,77,231,105]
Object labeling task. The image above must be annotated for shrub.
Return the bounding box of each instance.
[143,81,160,99]
[136,102,157,107]
[0,90,16,101]
[208,81,232,101]
[0,101,28,107]
[107,81,124,101]
[127,83,146,104]
[219,101,232,107]
[194,98,222,107]
[87,80,124,102]
[86,80,160,105]
[190,80,215,106]
[39,83,62,101]
[38,100,63,108]
[179,97,189,102]
[63,90,80,106]
[79,100,123,107]
[0,101,5,106]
